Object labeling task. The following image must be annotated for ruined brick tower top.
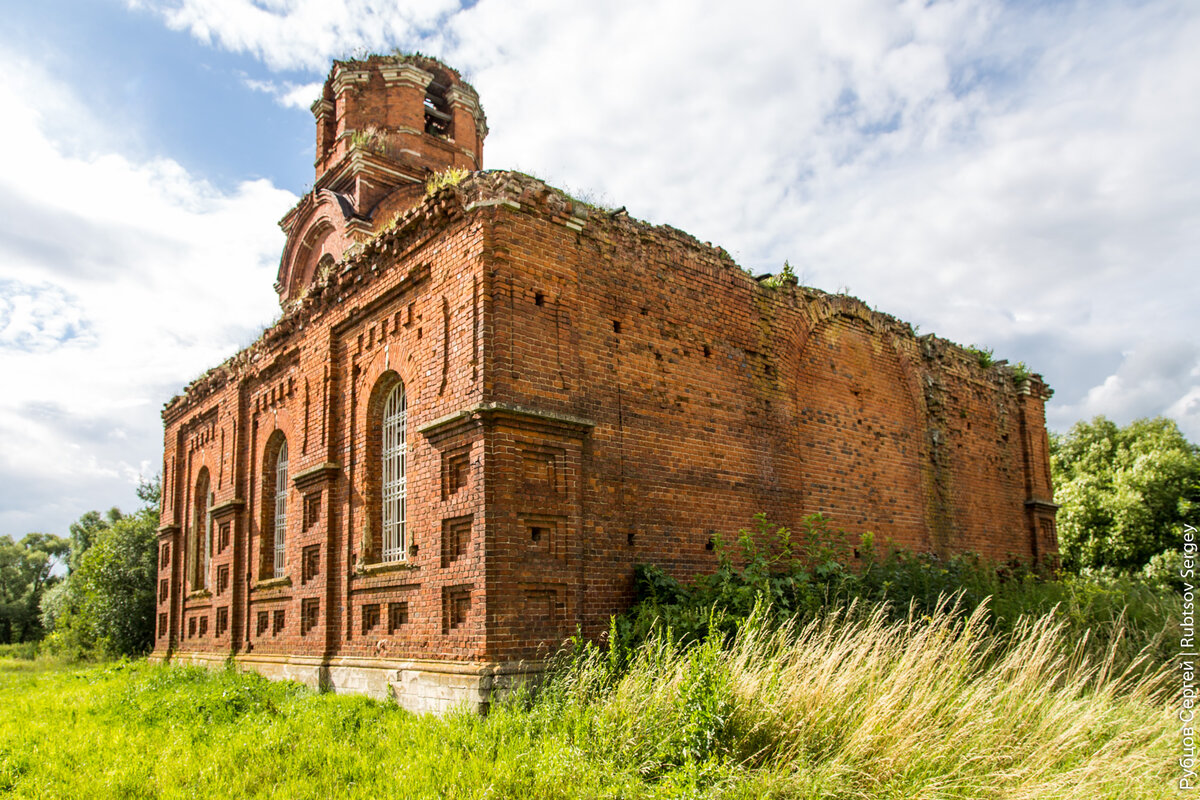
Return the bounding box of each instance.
[275,54,487,305]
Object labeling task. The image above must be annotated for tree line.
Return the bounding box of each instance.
[0,414,1195,660]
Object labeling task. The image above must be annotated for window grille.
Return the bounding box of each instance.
[274,439,288,577]
[203,491,213,589]
[381,383,407,562]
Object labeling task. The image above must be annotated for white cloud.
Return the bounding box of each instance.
[0,49,294,536]
[9,0,1198,535]
[130,0,460,71]
[242,75,322,109]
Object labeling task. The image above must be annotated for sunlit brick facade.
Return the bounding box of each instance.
[152,55,1058,712]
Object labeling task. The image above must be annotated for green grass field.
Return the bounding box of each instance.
[0,602,1176,799]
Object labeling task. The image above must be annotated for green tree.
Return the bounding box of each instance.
[67,507,122,573]
[0,533,69,643]
[43,480,160,658]
[1051,416,1200,572]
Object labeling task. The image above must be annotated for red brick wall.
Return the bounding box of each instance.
[155,172,1056,667]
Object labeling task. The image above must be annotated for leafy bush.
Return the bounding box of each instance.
[1051,415,1199,572]
[612,513,1179,673]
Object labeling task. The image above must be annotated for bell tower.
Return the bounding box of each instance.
[275,55,488,305]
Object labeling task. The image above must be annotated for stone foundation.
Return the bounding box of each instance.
[154,651,545,715]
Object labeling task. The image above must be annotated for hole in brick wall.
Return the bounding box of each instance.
[302,545,320,584]
[442,448,470,499]
[362,603,380,635]
[444,587,471,633]
[703,344,711,358]
[534,292,545,306]
[853,548,861,559]
[612,320,621,334]
[409,543,419,558]
[530,526,543,542]
[303,492,321,531]
[654,350,662,361]
[627,532,635,546]
[300,599,319,636]
[388,602,408,633]
[442,516,471,566]
[640,306,648,315]
[416,327,423,340]
[705,537,715,551]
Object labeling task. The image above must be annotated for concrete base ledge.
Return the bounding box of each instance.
[154,650,547,715]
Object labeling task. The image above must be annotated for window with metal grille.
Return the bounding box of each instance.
[274,439,288,577]
[381,383,407,562]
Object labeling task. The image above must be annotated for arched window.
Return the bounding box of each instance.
[381,383,407,562]
[191,468,212,591]
[262,433,288,579]
[273,439,289,577]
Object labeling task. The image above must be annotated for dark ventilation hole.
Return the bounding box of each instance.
[627,532,635,546]
[423,77,453,138]
[409,544,419,557]
[705,538,716,551]
[530,527,543,542]
[703,344,711,358]
[534,292,545,306]
[640,307,648,315]
[853,548,861,559]
[612,320,621,334]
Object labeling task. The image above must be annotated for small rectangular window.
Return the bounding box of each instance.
[272,609,285,635]
[257,611,269,636]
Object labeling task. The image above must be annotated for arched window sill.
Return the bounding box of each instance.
[355,560,417,577]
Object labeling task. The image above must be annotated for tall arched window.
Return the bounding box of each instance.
[381,383,407,562]
[273,439,289,577]
[192,468,212,591]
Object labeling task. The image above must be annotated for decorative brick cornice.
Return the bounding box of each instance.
[332,68,370,96]
[1025,498,1060,512]
[380,63,433,89]
[210,498,245,519]
[311,98,334,119]
[157,523,181,538]
[418,402,595,440]
[292,462,342,490]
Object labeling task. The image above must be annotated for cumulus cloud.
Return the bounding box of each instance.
[130,0,460,71]
[9,0,1197,535]
[241,76,323,109]
[0,49,295,536]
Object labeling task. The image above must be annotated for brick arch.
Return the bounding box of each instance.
[276,190,360,304]
[258,426,292,579]
[795,312,930,552]
[189,466,211,592]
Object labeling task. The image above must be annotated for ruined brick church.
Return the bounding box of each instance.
[152,55,1058,712]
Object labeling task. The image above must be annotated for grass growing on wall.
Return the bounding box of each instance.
[0,600,1175,799]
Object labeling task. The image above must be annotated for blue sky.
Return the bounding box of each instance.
[1,0,1197,537]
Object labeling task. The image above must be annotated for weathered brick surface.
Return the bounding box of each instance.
[154,55,1057,685]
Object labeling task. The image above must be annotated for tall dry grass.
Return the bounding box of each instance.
[545,600,1175,798]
